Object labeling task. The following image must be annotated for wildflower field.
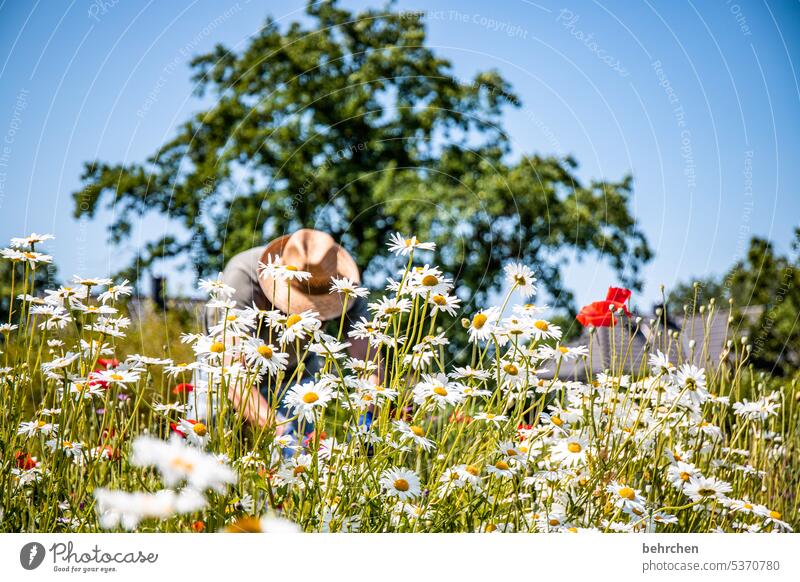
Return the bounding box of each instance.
[1,232,798,533]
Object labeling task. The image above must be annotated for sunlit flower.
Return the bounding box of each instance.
[606,481,646,511]
[504,262,537,298]
[368,296,412,319]
[277,310,321,344]
[94,488,207,531]
[17,420,58,438]
[198,274,235,299]
[474,411,508,426]
[131,435,235,492]
[329,276,368,298]
[551,433,589,467]
[412,373,464,409]
[683,476,732,503]
[283,381,335,423]
[467,306,500,342]
[176,419,210,448]
[273,263,312,283]
[394,421,435,451]
[241,338,289,375]
[10,232,55,248]
[387,233,436,256]
[380,467,421,500]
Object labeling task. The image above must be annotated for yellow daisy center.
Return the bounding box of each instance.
[494,461,510,470]
[394,478,410,492]
[534,320,549,331]
[472,313,488,329]
[770,510,781,519]
[293,466,306,477]
[432,294,447,305]
[558,346,569,354]
[284,265,298,271]
[551,416,564,427]
[503,363,519,375]
[410,425,424,437]
[433,386,448,397]
[421,275,439,287]
[679,472,691,481]
[567,442,582,453]
[192,423,207,437]
[210,342,225,353]
[465,465,480,476]
[225,517,263,533]
[618,487,636,500]
[257,345,274,358]
[302,392,319,404]
[170,458,195,472]
[285,314,302,327]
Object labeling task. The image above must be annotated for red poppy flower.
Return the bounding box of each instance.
[89,359,120,389]
[15,451,37,470]
[605,287,631,305]
[171,419,197,438]
[95,358,119,370]
[172,383,194,395]
[192,520,206,533]
[449,411,472,424]
[576,286,632,327]
[303,431,327,447]
[95,444,121,461]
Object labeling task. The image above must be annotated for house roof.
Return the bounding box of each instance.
[540,306,763,380]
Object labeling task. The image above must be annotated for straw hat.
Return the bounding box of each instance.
[258,229,360,320]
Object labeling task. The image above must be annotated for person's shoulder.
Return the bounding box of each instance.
[223,246,266,277]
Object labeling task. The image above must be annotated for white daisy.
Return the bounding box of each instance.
[283,381,335,423]
[504,262,537,298]
[387,233,436,256]
[380,467,421,500]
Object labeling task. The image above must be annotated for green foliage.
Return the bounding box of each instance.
[72,0,650,310]
[0,260,58,322]
[669,228,800,375]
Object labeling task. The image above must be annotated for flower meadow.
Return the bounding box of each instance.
[1,233,798,534]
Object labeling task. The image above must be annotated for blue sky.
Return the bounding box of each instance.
[1,0,798,311]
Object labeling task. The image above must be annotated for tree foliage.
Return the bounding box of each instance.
[72,0,651,310]
[0,260,58,322]
[668,229,800,375]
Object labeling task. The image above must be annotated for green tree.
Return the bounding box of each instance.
[72,0,651,310]
[0,260,58,322]
[668,229,800,375]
